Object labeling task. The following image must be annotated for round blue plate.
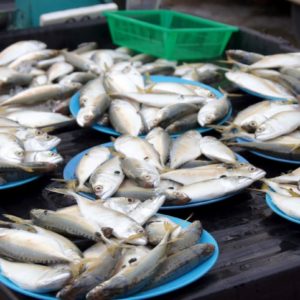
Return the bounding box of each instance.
[265,193,300,224]
[63,142,249,209]
[69,75,232,136]
[0,214,219,300]
[236,137,300,165]
[0,175,40,190]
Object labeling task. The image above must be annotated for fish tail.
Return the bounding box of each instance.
[3,214,28,224]
[46,186,75,197]
[218,86,243,98]
[206,123,235,133]
[69,259,85,278]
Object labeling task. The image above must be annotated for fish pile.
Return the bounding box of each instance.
[0,194,215,299]
[0,123,63,184]
[261,167,300,219]
[69,128,265,205]
[224,49,300,100]
[76,58,230,135]
[220,100,300,161]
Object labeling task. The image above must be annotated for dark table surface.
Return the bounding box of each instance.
[1,94,300,300]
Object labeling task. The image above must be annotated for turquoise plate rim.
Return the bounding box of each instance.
[236,137,300,165]
[0,214,219,300]
[63,142,248,209]
[238,86,292,101]
[265,193,300,224]
[69,75,232,137]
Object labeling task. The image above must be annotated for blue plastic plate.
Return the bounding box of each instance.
[69,75,232,136]
[238,86,292,101]
[236,137,300,165]
[0,214,219,300]
[0,175,40,190]
[63,142,248,209]
[265,193,300,224]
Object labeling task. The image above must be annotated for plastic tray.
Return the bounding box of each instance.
[104,10,238,61]
[69,75,232,137]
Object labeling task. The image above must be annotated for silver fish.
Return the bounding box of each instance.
[36,55,65,69]
[198,96,230,126]
[169,130,202,169]
[30,74,48,87]
[139,105,160,132]
[0,67,33,86]
[0,40,46,66]
[109,100,143,136]
[73,42,98,54]
[59,72,96,85]
[75,146,110,192]
[271,167,300,184]
[226,49,264,65]
[24,151,63,164]
[0,133,24,164]
[146,127,171,165]
[0,258,71,293]
[114,135,163,170]
[79,77,106,106]
[47,62,74,83]
[166,113,198,134]
[103,197,141,214]
[121,157,160,188]
[199,136,236,164]
[89,156,124,199]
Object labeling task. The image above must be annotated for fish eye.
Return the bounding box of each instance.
[129,258,137,264]
[43,210,48,216]
[248,166,256,172]
[46,135,51,140]
[257,125,265,132]
[35,130,43,136]
[144,156,149,160]
[145,175,151,180]
[15,151,24,157]
[138,229,144,233]
[95,185,103,192]
[114,170,121,175]
[128,198,133,203]
[249,121,257,127]
[168,186,174,190]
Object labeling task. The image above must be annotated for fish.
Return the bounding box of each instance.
[166,113,198,134]
[266,191,300,218]
[57,240,123,300]
[75,193,147,244]
[30,74,48,87]
[36,55,65,69]
[271,167,300,183]
[229,141,300,160]
[109,100,143,136]
[127,195,165,225]
[146,82,195,95]
[86,225,171,299]
[247,52,300,70]
[146,127,171,165]
[59,72,96,85]
[30,208,106,242]
[79,77,106,106]
[183,69,222,85]
[0,67,33,86]
[76,94,110,127]
[167,221,203,255]
[255,111,300,141]
[75,146,110,192]
[169,130,202,169]
[138,61,175,75]
[199,136,236,164]
[0,133,24,164]
[145,216,182,245]
[148,243,215,288]
[153,103,199,128]
[178,176,255,202]
[24,151,63,164]
[233,100,299,132]
[226,49,264,65]
[0,228,72,264]
[5,110,72,127]
[0,83,81,106]
[197,96,230,126]
[62,51,101,75]
[8,49,59,70]
[111,92,212,108]
[73,42,98,54]
[89,156,124,199]
[139,105,160,132]
[47,62,74,83]
[0,117,21,127]
[0,40,46,66]
[225,71,295,99]
[103,197,141,214]
[180,159,216,168]
[0,258,71,293]
[91,51,114,72]
[114,135,163,170]
[280,67,300,80]
[22,133,61,151]
[121,157,160,188]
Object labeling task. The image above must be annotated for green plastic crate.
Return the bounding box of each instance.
[104,10,238,61]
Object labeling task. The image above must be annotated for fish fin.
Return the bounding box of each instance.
[185,213,194,222]
[50,178,79,190]
[108,149,125,159]
[217,59,235,65]
[219,87,243,98]
[144,83,155,94]
[69,259,85,278]
[143,72,152,87]
[206,122,237,133]
[46,186,73,197]
[38,126,56,133]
